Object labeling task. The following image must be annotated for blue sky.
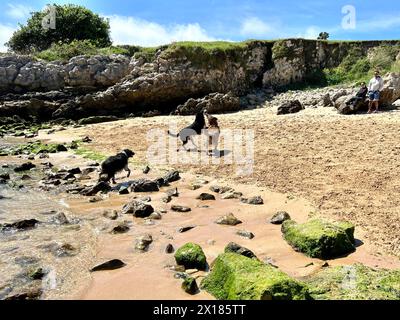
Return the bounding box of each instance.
[1,0,400,51]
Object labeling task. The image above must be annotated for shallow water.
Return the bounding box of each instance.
[0,165,97,299]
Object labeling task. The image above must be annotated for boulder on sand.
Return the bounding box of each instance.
[121,200,154,218]
[277,100,304,115]
[174,243,207,270]
[336,73,400,114]
[281,219,355,259]
[201,253,310,300]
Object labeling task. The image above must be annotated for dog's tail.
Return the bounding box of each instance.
[167,130,179,137]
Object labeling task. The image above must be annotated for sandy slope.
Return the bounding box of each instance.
[43,105,400,260]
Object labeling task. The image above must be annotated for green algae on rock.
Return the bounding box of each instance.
[201,253,310,300]
[281,219,355,259]
[305,264,400,300]
[174,243,207,270]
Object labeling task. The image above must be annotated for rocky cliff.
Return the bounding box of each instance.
[1,39,400,121]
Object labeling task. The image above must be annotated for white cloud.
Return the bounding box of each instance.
[0,24,15,52]
[298,26,320,39]
[240,17,274,37]
[106,15,217,46]
[6,3,33,20]
[355,15,400,32]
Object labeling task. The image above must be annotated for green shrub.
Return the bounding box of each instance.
[35,40,131,61]
[272,40,296,60]
[133,47,161,63]
[369,46,400,71]
[7,4,111,54]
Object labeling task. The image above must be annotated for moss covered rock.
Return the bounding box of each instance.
[306,264,400,300]
[281,219,355,259]
[174,243,207,270]
[201,253,310,300]
[182,277,199,295]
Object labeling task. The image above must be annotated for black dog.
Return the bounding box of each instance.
[168,111,206,151]
[99,149,135,184]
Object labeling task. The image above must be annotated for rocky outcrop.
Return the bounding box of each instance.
[1,40,400,121]
[335,73,400,114]
[174,92,240,115]
[0,54,131,93]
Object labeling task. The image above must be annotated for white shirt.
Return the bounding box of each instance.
[368,76,384,92]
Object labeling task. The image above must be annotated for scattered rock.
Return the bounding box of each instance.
[21,174,32,180]
[81,181,111,196]
[27,267,47,280]
[332,90,348,102]
[190,183,202,190]
[163,170,180,183]
[51,243,78,257]
[322,93,332,107]
[131,179,159,192]
[270,211,291,225]
[1,219,39,231]
[91,259,126,272]
[78,116,119,125]
[241,196,264,205]
[175,92,240,115]
[0,173,10,180]
[281,219,355,259]
[165,244,174,254]
[49,212,69,225]
[138,196,151,202]
[178,226,196,233]
[111,222,130,234]
[210,185,233,194]
[182,277,199,295]
[149,212,162,220]
[119,186,130,195]
[236,230,255,239]
[14,162,36,172]
[121,200,154,218]
[135,234,153,251]
[175,243,207,270]
[82,136,92,143]
[201,253,310,299]
[5,288,42,300]
[89,196,103,203]
[264,257,279,268]
[221,192,243,199]
[224,242,257,259]
[68,167,81,175]
[197,193,216,201]
[277,100,304,115]
[171,205,191,213]
[81,167,96,175]
[103,210,118,220]
[143,166,151,174]
[166,188,179,197]
[215,213,242,226]
[162,195,172,203]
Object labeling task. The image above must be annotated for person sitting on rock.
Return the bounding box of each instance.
[367,70,385,113]
[346,82,368,107]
